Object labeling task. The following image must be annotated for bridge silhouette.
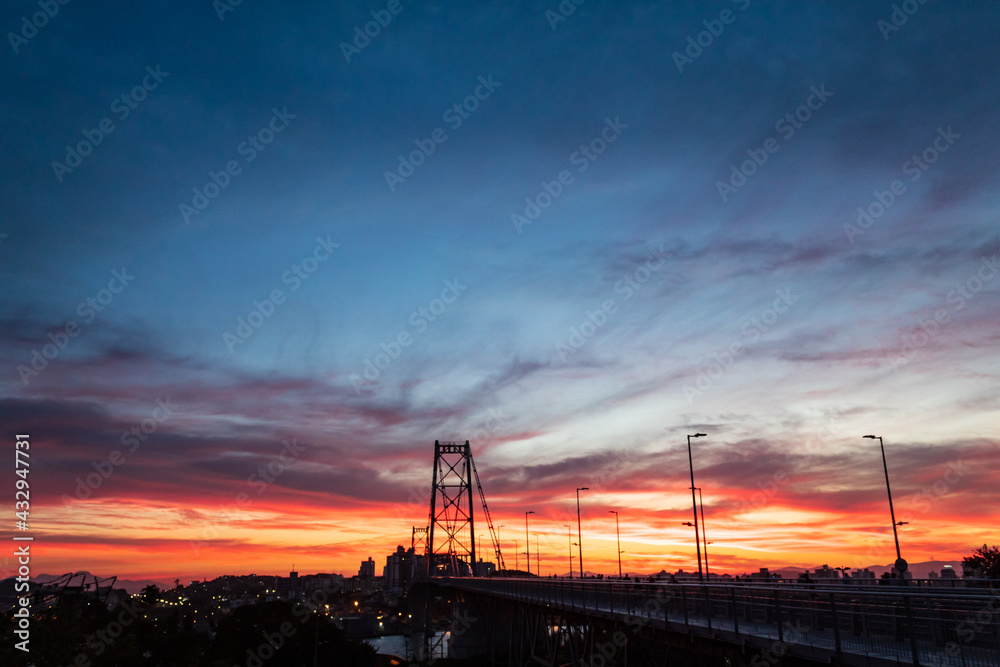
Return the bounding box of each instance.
[418,577,1000,666]
[411,441,1000,665]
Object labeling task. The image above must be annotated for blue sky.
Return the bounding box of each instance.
[1,0,998,578]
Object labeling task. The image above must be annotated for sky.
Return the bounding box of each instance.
[1,1,998,582]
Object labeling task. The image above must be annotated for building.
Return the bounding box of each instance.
[359,557,376,578]
[275,570,300,600]
[812,564,841,579]
[384,545,425,594]
[748,568,783,581]
[473,558,496,576]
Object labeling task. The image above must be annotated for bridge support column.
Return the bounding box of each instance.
[448,593,513,662]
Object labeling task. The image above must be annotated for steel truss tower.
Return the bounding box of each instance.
[428,440,477,576]
[412,526,429,554]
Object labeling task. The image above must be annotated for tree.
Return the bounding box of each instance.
[141,583,162,606]
[210,600,376,666]
[963,544,1000,579]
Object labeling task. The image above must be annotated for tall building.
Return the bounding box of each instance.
[383,545,425,594]
[275,569,300,600]
[812,564,840,579]
[359,557,375,578]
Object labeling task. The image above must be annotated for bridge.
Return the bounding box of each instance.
[417,577,1000,666]
[411,441,1000,665]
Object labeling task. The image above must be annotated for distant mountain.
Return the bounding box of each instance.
[862,560,962,579]
[732,561,962,579]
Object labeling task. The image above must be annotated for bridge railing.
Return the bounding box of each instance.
[437,577,1000,666]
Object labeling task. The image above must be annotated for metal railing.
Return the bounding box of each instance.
[436,577,1000,666]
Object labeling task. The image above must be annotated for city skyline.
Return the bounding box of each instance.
[1,2,998,583]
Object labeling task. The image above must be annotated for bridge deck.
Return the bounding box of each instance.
[436,577,1000,666]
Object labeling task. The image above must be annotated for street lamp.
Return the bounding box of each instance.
[609,510,622,579]
[524,511,535,575]
[564,525,572,578]
[864,435,907,578]
[576,487,589,578]
[695,487,709,579]
[686,433,706,579]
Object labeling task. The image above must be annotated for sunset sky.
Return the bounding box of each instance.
[1,2,998,583]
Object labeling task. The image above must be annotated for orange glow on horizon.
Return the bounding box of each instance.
[30,485,991,582]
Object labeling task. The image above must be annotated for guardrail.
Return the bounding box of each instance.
[434,577,1000,666]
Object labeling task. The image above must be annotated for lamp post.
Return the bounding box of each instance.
[686,433,706,579]
[524,511,535,575]
[695,487,709,579]
[576,487,589,578]
[609,510,622,579]
[864,435,907,578]
[564,525,572,578]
